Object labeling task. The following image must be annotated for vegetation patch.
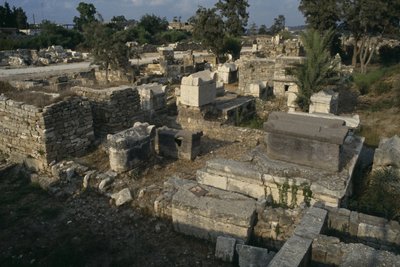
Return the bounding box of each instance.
[0,81,77,108]
[350,168,400,221]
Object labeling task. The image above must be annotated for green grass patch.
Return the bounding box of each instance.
[349,168,400,221]
[356,125,380,147]
[353,68,387,95]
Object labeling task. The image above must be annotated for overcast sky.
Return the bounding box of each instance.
[8,0,305,27]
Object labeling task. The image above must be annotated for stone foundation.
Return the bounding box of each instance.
[172,180,257,243]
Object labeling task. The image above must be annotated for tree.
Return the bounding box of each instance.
[138,14,168,36]
[340,0,400,73]
[0,2,27,29]
[190,7,225,60]
[291,29,338,111]
[73,2,98,31]
[258,24,268,35]
[299,0,340,32]
[83,22,129,82]
[270,15,286,35]
[299,0,400,73]
[215,0,249,37]
[110,15,128,31]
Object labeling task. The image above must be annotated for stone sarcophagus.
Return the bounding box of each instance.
[264,112,349,172]
[107,122,155,173]
[179,70,216,107]
[157,126,203,160]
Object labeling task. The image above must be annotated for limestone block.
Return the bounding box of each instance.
[373,135,400,172]
[107,122,155,173]
[236,244,275,267]
[157,126,202,160]
[294,207,327,240]
[215,236,237,262]
[267,235,312,267]
[111,188,133,206]
[172,183,256,242]
[264,112,348,171]
[309,89,339,115]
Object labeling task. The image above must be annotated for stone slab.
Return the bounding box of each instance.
[215,236,237,262]
[236,244,275,267]
[172,183,256,242]
[267,235,312,267]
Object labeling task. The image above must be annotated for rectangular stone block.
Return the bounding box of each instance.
[236,244,275,267]
[264,112,348,171]
[172,183,256,243]
[215,236,236,262]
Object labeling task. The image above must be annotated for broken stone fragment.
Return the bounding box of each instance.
[215,236,236,263]
[111,188,132,206]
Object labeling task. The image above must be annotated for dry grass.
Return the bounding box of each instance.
[0,81,77,108]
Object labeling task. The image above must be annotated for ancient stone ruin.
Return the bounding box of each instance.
[107,122,156,173]
[157,126,202,160]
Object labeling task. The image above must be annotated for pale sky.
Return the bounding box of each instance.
[7,0,305,27]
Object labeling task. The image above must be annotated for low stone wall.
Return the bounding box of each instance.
[73,86,142,137]
[254,207,305,250]
[0,95,94,169]
[177,105,264,143]
[268,207,327,267]
[326,207,400,250]
[312,234,400,266]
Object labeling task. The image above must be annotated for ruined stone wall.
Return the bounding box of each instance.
[177,105,264,143]
[312,234,400,266]
[325,207,400,250]
[73,86,142,137]
[0,96,94,168]
[254,207,305,250]
[238,59,275,95]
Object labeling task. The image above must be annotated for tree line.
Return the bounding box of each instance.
[0,2,28,29]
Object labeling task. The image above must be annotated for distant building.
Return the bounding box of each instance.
[19,28,42,36]
[168,21,193,32]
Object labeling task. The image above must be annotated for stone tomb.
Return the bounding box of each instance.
[137,83,166,111]
[217,63,238,84]
[107,122,155,173]
[264,112,348,172]
[197,112,364,207]
[309,89,339,115]
[157,126,203,160]
[179,70,216,107]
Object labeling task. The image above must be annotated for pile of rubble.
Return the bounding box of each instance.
[0,46,88,67]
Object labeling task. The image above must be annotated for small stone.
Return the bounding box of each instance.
[111,188,132,206]
[99,177,112,192]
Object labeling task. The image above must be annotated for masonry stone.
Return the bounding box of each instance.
[137,83,166,111]
[373,135,400,173]
[309,89,339,115]
[73,86,142,137]
[264,112,349,171]
[107,122,155,173]
[172,182,256,243]
[236,244,275,267]
[180,70,216,107]
[215,236,237,263]
[217,63,238,84]
[157,126,202,160]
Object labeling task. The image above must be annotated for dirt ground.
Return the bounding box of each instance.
[0,137,256,267]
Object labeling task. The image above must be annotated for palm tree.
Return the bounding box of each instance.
[291,29,338,111]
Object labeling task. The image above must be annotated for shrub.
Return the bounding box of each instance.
[352,68,386,95]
